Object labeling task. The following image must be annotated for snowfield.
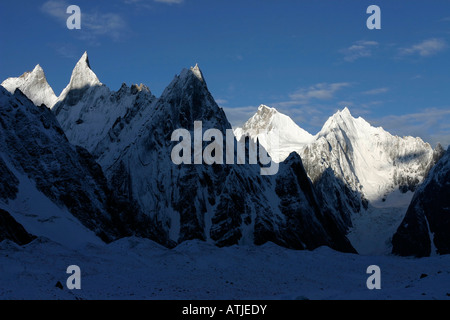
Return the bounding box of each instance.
[0,237,449,300]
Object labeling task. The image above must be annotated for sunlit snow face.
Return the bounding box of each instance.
[170,121,279,176]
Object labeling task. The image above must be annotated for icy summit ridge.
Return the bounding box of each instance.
[56,51,102,104]
[46,56,355,252]
[238,104,313,138]
[236,105,442,254]
[234,104,313,162]
[190,63,204,82]
[1,63,57,108]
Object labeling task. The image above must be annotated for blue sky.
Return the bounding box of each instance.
[1,0,450,147]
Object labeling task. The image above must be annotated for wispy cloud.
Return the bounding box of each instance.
[340,40,379,62]
[215,98,228,106]
[289,82,352,102]
[222,106,259,128]
[48,42,79,59]
[154,0,184,4]
[42,0,128,43]
[362,87,389,95]
[370,108,450,147]
[399,38,447,57]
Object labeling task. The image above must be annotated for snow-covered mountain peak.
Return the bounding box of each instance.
[238,104,312,140]
[66,51,101,91]
[176,63,205,85]
[16,64,44,80]
[53,52,104,109]
[256,104,278,118]
[1,64,57,108]
[258,104,275,111]
[190,63,204,82]
[235,105,314,162]
[31,64,44,76]
[340,106,351,116]
[80,51,90,67]
[318,107,373,139]
[241,105,291,131]
[323,107,355,125]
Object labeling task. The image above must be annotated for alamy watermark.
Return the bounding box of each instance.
[66,5,81,30]
[170,121,279,176]
[366,265,381,290]
[367,5,381,30]
[66,265,81,290]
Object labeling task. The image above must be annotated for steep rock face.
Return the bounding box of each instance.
[0,209,36,245]
[2,55,355,252]
[314,168,360,233]
[272,153,356,252]
[235,106,444,254]
[53,53,155,155]
[100,65,237,245]
[0,86,169,246]
[1,64,57,108]
[56,60,354,252]
[392,147,450,257]
[0,154,19,202]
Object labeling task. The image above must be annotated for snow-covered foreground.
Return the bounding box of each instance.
[0,237,449,300]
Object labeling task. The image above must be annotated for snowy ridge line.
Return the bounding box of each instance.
[235,105,444,255]
[0,52,447,257]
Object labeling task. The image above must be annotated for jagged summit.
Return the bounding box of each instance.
[1,64,57,108]
[31,64,44,76]
[190,63,204,82]
[80,51,91,69]
[340,106,351,115]
[177,63,206,85]
[259,104,276,111]
[318,107,366,135]
[254,104,279,120]
[131,83,150,94]
[62,51,101,92]
[53,52,104,110]
[241,104,309,133]
[235,104,314,163]
[53,52,156,154]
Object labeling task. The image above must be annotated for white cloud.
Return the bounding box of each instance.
[400,38,447,57]
[340,41,379,62]
[362,87,389,95]
[215,99,228,106]
[370,108,450,147]
[289,82,351,101]
[41,0,67,20]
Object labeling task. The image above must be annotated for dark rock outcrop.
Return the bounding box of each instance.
[392,147,450,257]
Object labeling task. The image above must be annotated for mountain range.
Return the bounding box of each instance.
[1,52,449,257]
